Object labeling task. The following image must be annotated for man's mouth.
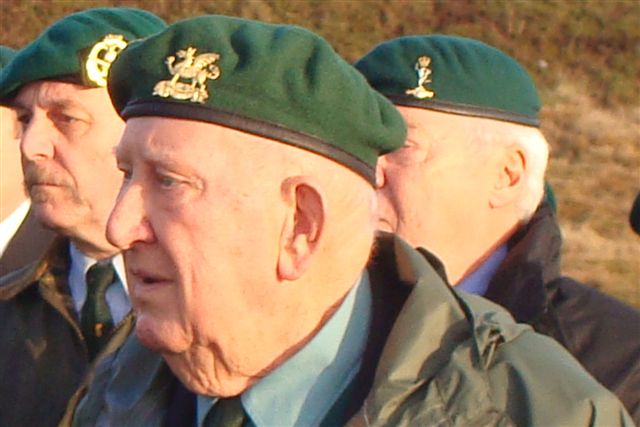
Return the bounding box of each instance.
[129,267,171,287]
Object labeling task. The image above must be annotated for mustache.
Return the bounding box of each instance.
[23,164,72,188]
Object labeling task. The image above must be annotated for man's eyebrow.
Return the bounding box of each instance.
[47,98,87,111]
[9,99,28,111]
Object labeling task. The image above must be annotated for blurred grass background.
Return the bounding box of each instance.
[1,0,638,307]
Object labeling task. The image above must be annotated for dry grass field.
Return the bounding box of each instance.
[1,0,638,307]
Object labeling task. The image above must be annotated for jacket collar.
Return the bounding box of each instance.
[0,235,70,300]
[348,232,529,426]
[484,201,562,323]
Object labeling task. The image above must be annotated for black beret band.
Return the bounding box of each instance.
[387,95,540,127]
[123,100,377,184]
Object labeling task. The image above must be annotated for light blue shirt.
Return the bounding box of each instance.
[196,271,372,427]
[456,244,508,296]
[68,243,131,324]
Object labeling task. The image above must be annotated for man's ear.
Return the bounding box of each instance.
[277,176,325,281]
[490,145,526,208]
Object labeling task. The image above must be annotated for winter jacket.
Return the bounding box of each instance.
[480,201,640,422]
[0,237,134,427]
[69,233,632,426]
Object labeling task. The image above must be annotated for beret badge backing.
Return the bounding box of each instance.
[152,47,221,104]
[84,34,128,88]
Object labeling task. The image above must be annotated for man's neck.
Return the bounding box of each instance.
[451,219,519,286]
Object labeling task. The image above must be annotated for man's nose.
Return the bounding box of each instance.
[106,181,155,250]
[20,116,55,161]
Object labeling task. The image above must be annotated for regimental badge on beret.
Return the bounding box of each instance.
[152,47,221,104]
[406,56,435,99]
[85,34,128,88]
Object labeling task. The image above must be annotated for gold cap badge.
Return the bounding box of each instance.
[152,47,221,104]
[406,56,435,99]
[85,34,128,87]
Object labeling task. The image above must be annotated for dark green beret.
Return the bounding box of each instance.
[107,15,406,184]
[0,7,166,100]
[355,35,540,127]
[0,46,16,71]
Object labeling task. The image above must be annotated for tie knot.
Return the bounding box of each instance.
[86,262,116,296]
[204,396,246,427]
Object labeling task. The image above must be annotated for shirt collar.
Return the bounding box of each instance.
[456,244,508,296]
[197,271,372,427]
[68,243,128,314]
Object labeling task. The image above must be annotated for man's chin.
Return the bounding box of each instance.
[31,203,72,233]
[135,323,173,353]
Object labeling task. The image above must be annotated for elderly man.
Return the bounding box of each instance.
[0,8,165,427]
[70,16,632,426]
[0,45,55,275]
[355,35,640,421]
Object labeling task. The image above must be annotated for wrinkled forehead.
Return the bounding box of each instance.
[116,116,236,163]
[115,115,334,177]
[13,80,96,110]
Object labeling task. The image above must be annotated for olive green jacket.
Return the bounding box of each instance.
[70,234,632,426]
[0,237,134,427]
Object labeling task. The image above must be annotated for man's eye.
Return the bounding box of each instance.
[158,175,180,188]
[56,113,79,124]
[16,112,31,127]
[120,169,132,181]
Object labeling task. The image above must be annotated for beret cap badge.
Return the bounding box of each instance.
[405,56,435,99]
[152,47,221,104]
[85,34,128,88]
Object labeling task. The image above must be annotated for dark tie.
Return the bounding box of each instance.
[203,396,246,427]
[81,262,116,360]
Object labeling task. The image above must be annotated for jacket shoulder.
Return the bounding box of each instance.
[0,262,39,301]
[543,276,640,421]
[358,239,633,426]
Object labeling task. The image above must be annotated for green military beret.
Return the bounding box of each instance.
[0,46,16,71]
[0,7,166,100]
[107,15,406,184]
[355,35,541,127]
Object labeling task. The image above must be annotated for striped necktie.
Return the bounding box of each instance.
[81,262,116,360]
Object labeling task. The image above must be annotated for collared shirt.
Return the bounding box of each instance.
[196,271,373,427]
[456,244,508,296]
[68,243,130,324]
[0,199,30,256]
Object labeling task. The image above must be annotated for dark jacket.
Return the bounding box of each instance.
[0,207,55,276]
[0,237,134,427]
[482,201,640,422]
[70,234,632,426]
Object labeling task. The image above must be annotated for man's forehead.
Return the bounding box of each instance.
[118,115,306,164]
[13,81,95,109]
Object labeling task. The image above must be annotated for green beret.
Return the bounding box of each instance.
[355,35,541,127]
[0,7,166,100]
[107,15,406,184]
[0,46,16,71]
